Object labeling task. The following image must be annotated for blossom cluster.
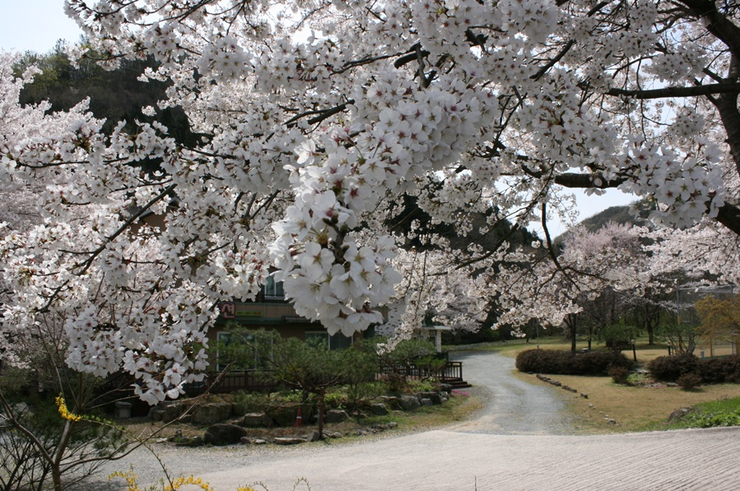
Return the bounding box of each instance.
[2,0,740,403]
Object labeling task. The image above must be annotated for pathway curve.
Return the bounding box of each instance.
[445,350,575,434]
[95,351,740,490]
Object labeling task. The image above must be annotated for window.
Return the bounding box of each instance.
[264,276,284,299]
[216,331,274,370]
[305,331,353,350]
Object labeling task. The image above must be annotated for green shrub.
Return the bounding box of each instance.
[677,373,702,390]
[407,379,438,393]
[380,372,408,394]
[231,391,272,414]
[515,349,631,376]
[647,354,699,382]
[698,356,740,384]
[515,349,569,374]
[609,366,630,385]
[571,351,632,375]
[684,409,740,428]
[600,324,639,352]
[324,391,346,410]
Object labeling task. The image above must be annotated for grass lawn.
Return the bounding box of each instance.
[519,371,740,433]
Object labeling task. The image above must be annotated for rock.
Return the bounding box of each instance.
[231,402,246,417]
[324,431,343,439]
[421,398,433,407]
[668,407,695,423]
[203,424,248,446]
[420,391,444,405]
[175,436,204,447]
[380,396,400,410]
[161,401,187,423]
[192,402,233,425]
[269,405,302,427]
[274,437,305,445]
[148,406,164,422]
[581,393,589,399]
[305,430,321,442]
[324,409,349,423]
[371,422,398,432]
[240,436,268,445]
[241,437,268,445]
[240,412,273,428]
[369,403,389,416]
[399,394,421,411]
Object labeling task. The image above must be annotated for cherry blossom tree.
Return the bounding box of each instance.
[493,223,649,351]
[5,0,740,405]
[379,247,489,341]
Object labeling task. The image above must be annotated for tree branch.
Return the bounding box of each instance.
[607,83,740,99]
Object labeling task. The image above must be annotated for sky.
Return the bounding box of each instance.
[0,0,83,53]
[0,0,637,236]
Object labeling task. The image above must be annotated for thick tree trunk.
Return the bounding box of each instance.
[565,314,578,353]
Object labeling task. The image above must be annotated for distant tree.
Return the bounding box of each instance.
[223,329,376,439]
[695,296,740,340]
[494,223,649,352]
[15,41,199,162]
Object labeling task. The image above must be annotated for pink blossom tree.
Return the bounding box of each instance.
[493,223,649,351]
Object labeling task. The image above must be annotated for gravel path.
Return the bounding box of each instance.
[444,350,575,435]
[88,351,740,490]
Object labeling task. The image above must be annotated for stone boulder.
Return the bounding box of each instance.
[324,409,350,423]
[379,395,400,410]
[152,401,187,423]
[369,403,389,416]
[420,391,444,405]
[267,405,303,427]
[274,437,305,445]
[192,402,233,425]
[304,430,322,442]
[399,394,421,411]
[240,412,273,428]
[203,424,248,446]
[668,407,695,423]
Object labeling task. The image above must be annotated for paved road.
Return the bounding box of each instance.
[100,351,740,490]
[445,350,574,434]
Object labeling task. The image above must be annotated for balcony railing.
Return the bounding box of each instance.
[378,361,464,384]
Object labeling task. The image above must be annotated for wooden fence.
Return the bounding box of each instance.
[378,361,464,384]
[186,361,465,395]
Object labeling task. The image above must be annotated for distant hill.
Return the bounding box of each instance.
[554,200,653,245]
[578,201,651,232]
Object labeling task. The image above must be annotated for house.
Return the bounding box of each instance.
[212,277,357,353]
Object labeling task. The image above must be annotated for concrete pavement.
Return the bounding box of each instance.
[196,426,740,490]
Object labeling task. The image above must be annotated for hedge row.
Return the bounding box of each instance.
[515,349,632,376]
[647,354,740,384]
